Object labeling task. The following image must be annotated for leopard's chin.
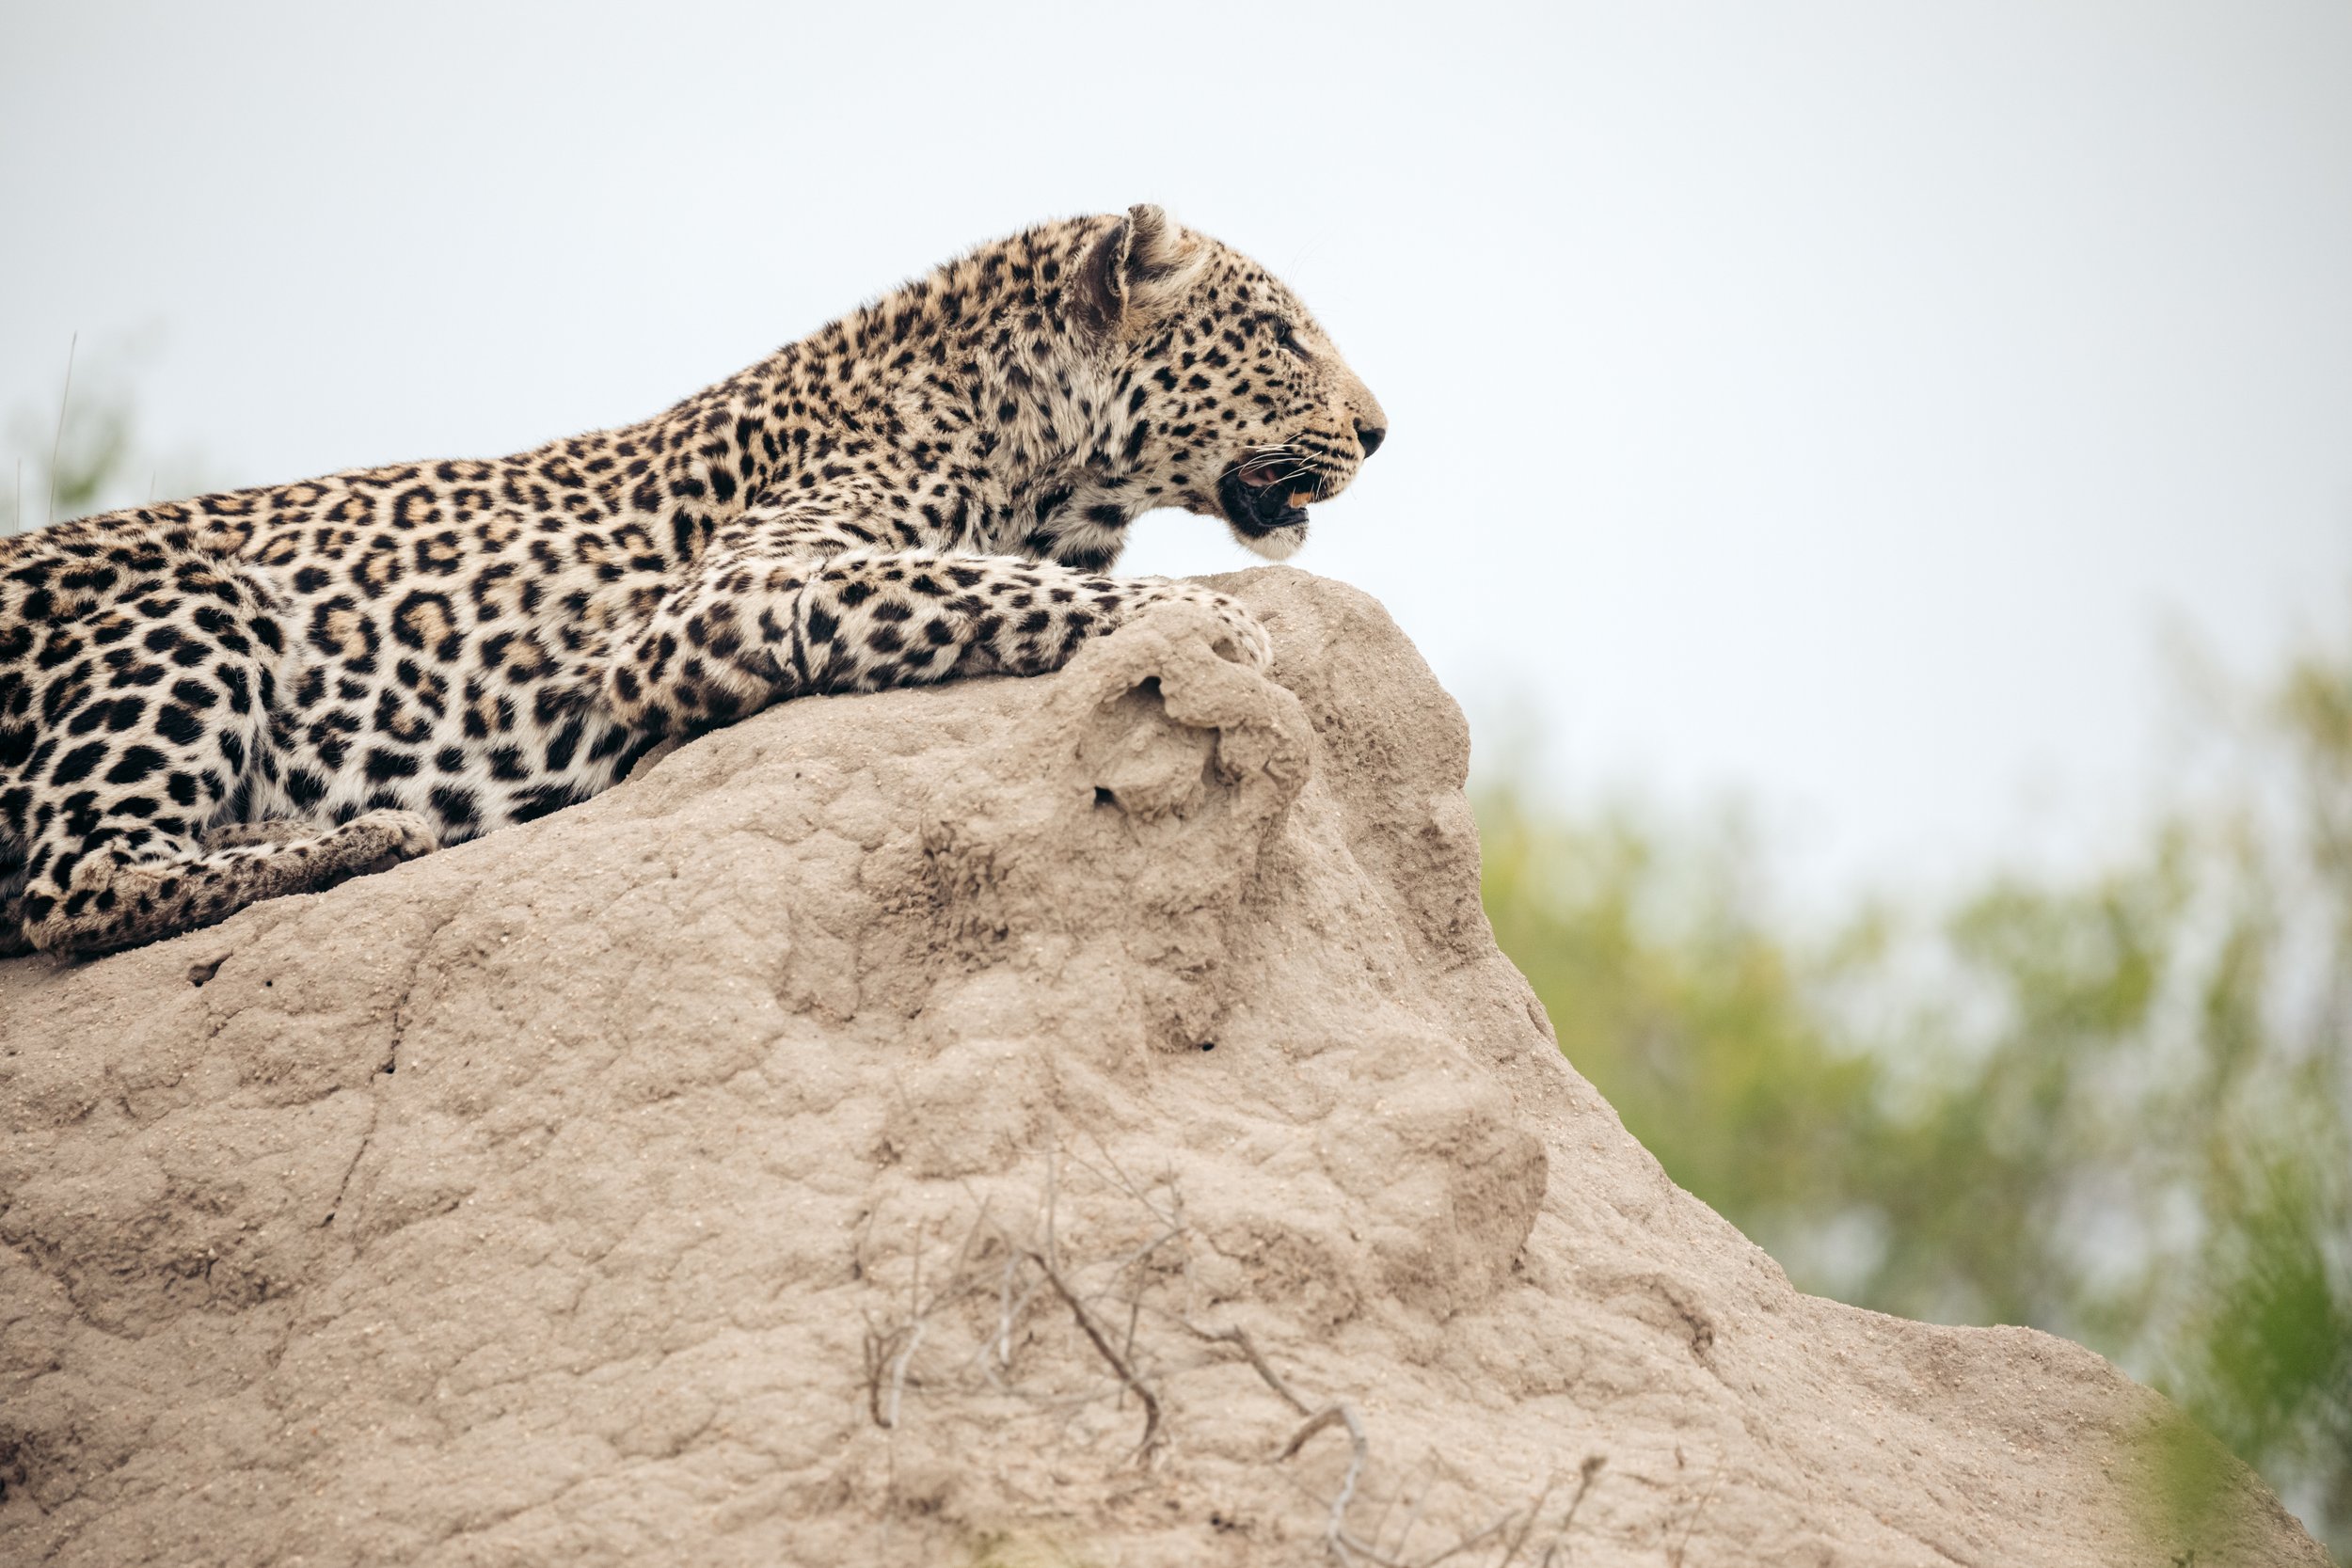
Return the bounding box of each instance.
[1234,521,1306,562]
[1217,460,1313,560]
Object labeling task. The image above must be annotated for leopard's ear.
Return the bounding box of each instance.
[1074,204,1202,339]
[1120,204,1188,282]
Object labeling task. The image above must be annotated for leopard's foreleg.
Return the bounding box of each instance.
[600,546,1267,730]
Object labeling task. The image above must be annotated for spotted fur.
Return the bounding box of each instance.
[0,206,1387,957]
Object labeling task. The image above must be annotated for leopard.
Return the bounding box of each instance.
[0,205,1387,958]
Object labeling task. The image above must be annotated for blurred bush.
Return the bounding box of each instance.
[1479,639,2352,1551]
[4,344,210,535]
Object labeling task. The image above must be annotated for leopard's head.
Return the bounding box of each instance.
[1073,205,1388,562]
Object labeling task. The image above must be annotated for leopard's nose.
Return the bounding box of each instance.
[1355,421,1387,459]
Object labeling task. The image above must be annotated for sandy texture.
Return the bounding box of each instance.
[0,568,2326,1566]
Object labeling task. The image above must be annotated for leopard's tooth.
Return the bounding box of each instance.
[1287,489,1316,508]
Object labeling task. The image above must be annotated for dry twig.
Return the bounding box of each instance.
[883,1320,927,1428]
[1665,1463,1722,1568]
[1534,1455,1607,1568]
[1494,1471,1558,1568]
[1408,1510,1517,1567]
[1183,1320,1314,1416]
[862,1204,993,1428]
[1388,1481,1435,1565]
[1276,1402,1373,1563]
[1023,1245,1164,1465]
[46,333,75,528]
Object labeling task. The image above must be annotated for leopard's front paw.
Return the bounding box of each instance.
[1145,583,1272,673]
[1202,594,1273,672]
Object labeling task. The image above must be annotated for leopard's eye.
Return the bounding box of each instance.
[1271,320,1309,357]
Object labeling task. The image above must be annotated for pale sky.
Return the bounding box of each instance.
[6,0,2349,902]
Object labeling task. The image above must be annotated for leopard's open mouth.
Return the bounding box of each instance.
[1217,454,1320,543]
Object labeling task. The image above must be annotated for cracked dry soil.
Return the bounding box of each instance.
[0,569,2329,1566]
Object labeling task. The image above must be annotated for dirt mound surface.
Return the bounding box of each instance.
[0,569,2326,1566]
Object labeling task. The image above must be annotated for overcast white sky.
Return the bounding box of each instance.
[5,0,2348,902]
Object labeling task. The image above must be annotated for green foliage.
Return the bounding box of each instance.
[1480,638,2352,1552]
[1478,802,1883,1254]
[4,346,206,534]
[21,391,135,529]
